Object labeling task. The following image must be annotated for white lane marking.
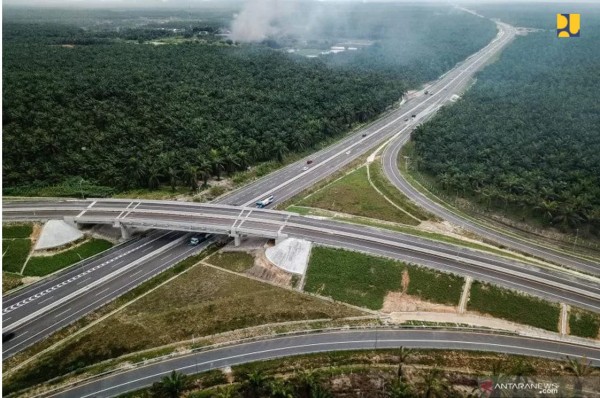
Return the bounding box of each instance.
[53,308,71,319]
[3,242,207,356]
[73,333,600,398]
[77,277,92,286]
[76,200,97,218]
[94,287,111,297]
[3,232,171,315]
[37,296,54,305]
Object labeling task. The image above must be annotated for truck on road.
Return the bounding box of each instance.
[256,195,274,208]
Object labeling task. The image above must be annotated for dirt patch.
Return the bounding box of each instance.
[30,237,88,257]
[246,248,293,287]
[381,291,457,313]
[31,223,42,246]
[417,220,472,241]
[401,269,409,293]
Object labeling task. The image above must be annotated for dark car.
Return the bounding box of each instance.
[3,332,15,343]
[306,159,313,164]
[411,114,417,118]
[362,133,367,137]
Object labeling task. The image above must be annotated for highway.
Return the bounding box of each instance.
[381,108,600,276]
[5,199,600,316]
[2,230,211,358]
[3,18,585,366]
[46,329,600,397]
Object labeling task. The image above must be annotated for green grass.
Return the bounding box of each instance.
[406,266,464,305]
[2,239,32,273]
[3,272,23,293]
[2,223,33,239]
[298,166,420,226]
[369,161,435,221]
[569,308,600,339]
[286,206,536,265]
[4,264,361,394]
[304,247,463,310]
[23,239,113,276]
[468,281,560,332]
[208,251,255,273]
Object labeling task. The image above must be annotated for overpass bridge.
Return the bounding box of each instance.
[5,198,600,313]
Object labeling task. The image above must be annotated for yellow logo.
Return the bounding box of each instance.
[557,14,580,37]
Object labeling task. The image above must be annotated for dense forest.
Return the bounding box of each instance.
[412,7,600,234]
[3,5,495,196]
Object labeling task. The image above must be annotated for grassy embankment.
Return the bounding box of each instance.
[468,281,560,332]
[4,263,361,395]
[569,308,600,339]
[304,247,464,310]
[23,239,113,276]
[207,251,255,273]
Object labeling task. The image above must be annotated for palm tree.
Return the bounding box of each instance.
[154,370,189,398]
[386,378,414,398]
[395,346,413,382]
[418,368,450,398]
[565,356,594,398]
[167,167,179,192]
[292,370,319,398]
[184,164,199,193]
[216,385,239,398]
[269,380,293,398]
[210,148,226,180]
[197,158,212,188]
[240,370,270,398]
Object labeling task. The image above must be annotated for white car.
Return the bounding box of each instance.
[345,150,351,155]
[302,166,309,171]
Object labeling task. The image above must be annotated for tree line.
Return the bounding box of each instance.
[412,18,600,235]
[2,6,496,197]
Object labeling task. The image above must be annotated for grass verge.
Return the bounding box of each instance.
[2,239,32,273]
[4,264,361,393]
[568,308,600,339]
[298,166,419,226]
[468,281,560,332]
[2,272,24,293]
[2,224,33,239]
[23,239,113,276]
[207,251,255,273]
[369,160,435,221]
[304,246,463,310]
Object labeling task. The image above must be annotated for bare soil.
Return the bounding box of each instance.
[246,248,293,287]
[381,291,457,313]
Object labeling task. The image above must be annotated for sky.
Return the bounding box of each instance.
[3,0,599,8]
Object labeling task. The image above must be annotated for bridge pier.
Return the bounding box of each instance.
[233,234,241,247]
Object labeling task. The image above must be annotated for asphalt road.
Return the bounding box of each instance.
[5,199,600,314]
[381,110,600,276]
[46,329,600,398]
[2,230,210,358]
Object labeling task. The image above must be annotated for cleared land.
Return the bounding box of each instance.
[468,281,560,332]
[298,166,420,226]
[304,247,463,310]
[24,239,113,276]
[569,308,600,339]
[6,264,361,392]
[207,251,255,273]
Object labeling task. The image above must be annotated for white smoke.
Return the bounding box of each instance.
[230,0,299,42]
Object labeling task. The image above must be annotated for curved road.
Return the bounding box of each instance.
[45,329,600,397]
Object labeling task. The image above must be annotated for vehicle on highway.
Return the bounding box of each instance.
[3,332,15,343]
[411,114,417,118]
[404,118,409,121]
[306,159,313,164]
[302,166,309,171]
[190,237,200,245]
[345,150,352,155]
[362,133,367,137]
[256,195,274,208]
